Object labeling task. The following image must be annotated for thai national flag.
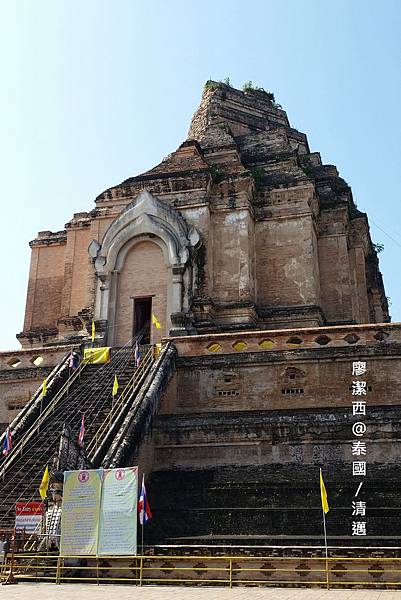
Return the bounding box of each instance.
[135,343,141,368]
[2,427,12,456]
[138,474,152,525]
[77,415,85,447]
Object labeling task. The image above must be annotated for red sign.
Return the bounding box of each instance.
[15,502,44,533]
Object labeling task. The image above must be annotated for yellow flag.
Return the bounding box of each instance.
[320,469,329,514]
[42,378,47,397]
[91,320,95,342]
[39,465,49,500]
[112,375,119,397]
[152,314,161,329]
[83,347,110,364]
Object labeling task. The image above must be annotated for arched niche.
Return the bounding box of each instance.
[89,190,200,345]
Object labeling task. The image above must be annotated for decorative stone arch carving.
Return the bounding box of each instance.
[89,190,200,344]
[281,366,306,382]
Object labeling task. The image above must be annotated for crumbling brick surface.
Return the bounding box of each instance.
[18,81,388,349]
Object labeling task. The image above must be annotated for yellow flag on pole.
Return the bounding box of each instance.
[39,465,49,500]
[320,469,329,514]
[112,375,119,397]
[42,378,47,397]
[83,347,110,364]
[91,321,95,342]
[152,314,161,329]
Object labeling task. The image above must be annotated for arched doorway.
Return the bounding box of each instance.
[92,190,201,344]
[114,241,168,346]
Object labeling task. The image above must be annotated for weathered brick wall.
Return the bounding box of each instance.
[188,84,289,139]
[181,206,213,298]
[61,226,92,317]
[154,324,401,471]
[0,345,71,430]
[318,234,353,323]
[146,464,401,545]
[17,82,389,345]
[85,215,116,318]
[159,354,401,415]
[23,241,65,331]
[0,373,46,430]
[153,406,401,470]
[212,210,255,302]
[256,216,319,309]
[144,324,401,544]
[115,241,168,346]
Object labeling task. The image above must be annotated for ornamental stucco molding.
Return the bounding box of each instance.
[89,190,200,274]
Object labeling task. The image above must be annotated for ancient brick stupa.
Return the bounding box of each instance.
[0,82,399,548]
[17,81,389,352]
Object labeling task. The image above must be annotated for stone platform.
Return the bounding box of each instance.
[3,583,401,599]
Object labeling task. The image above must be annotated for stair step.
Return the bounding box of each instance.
[0,350,147,526]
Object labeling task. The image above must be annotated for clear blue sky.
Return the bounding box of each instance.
[1,0,400,350]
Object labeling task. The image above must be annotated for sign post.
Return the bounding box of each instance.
[15,502,44,534]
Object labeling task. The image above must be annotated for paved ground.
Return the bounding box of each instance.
[2,584,401,599]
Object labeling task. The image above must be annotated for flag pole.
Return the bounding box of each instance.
[38,396,42,434]
[38,380,46,434]
[110,386,113,429]
[320,468,329,589]
[322,505,329,588]
[141,471,145,556]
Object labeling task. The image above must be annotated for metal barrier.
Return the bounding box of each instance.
[3,552,401,588]
[0,528,18,584]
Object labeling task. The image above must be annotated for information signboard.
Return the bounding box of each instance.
[15,502,44,534]
[98,466,138,556]
[60,469,102,556]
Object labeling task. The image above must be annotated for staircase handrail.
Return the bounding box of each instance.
[86,347,154,459]
[0,358,87,480]
[102,342,176,468]
[0,345,137,528]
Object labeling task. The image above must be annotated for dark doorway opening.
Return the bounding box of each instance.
[133,297,152,344]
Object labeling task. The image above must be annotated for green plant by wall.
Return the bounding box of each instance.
[242,81,275,103]
[209,165,224,185]
[373,242,384,254]
[251,167,265,191]
[204,80,221,91]
[302,164,315,178]
[204,78,232,91]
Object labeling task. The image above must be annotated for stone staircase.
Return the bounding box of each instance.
[0,342,178,532]
[0,347,140,529]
